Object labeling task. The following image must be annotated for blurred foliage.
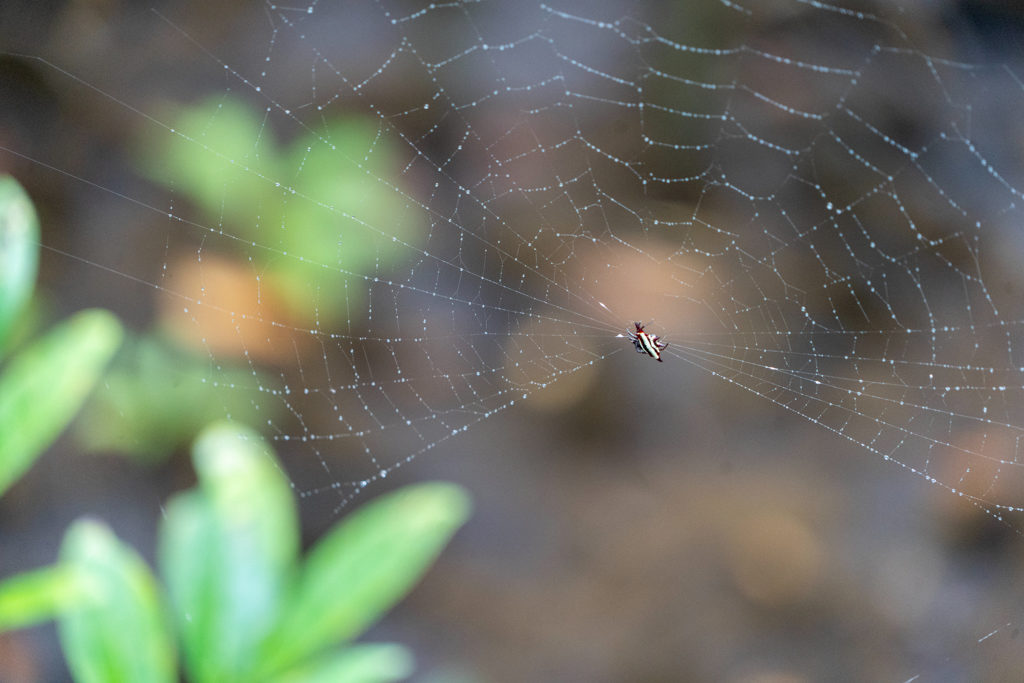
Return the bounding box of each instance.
[139,96,423,326]
[74,334,273,461]
[0,175,469,682]
[0,176,124,497]
[57,520,177,683]
[0,422,471,683]
[0,309,123,496]
[0,176,38,352]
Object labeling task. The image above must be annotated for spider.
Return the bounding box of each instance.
[626,321,667,362]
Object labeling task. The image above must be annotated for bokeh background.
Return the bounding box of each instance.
[4,1,1024,681]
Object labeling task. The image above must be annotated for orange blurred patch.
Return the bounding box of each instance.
[0,632,38,683]
[522,354,600,414]
[726,509,824,607]
[575,232,717,340]
[157,252,312,364]
[734,673,811,683]
[503,314,601,411]
[931,426,1023,521]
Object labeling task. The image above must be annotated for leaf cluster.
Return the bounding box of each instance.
[0,176,470,682]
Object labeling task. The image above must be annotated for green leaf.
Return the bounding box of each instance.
[270,119,424,324]
[139,98,426,328]
[0,176,39,351]
[274,644,414,683]
[0,565,82,631]
[157,492,220,682]
[57,520,176,683]
[259,482,470,674]
[160,422,298,683]
[75,334,273,461]
[138,97,278,227]
[0,308,123,497]
[272,643,415,683]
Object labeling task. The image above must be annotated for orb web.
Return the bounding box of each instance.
[6,0,1024,673]
[121,0,1024,520]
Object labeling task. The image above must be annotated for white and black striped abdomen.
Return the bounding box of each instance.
[635,331,663,362]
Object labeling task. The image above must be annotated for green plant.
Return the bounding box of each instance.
[138,98,424,326]
[0,421,471,682]
[74,334,273,460]
[0,175,471,682]
[0,176,124,496]
[0,176,38,352]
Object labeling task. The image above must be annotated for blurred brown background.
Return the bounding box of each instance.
[5,1,1024,681]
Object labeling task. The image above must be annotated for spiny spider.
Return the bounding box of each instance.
[626,321,667,362]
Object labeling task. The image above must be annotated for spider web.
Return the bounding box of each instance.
[6,0,1024,677]
[131,0,1024,518]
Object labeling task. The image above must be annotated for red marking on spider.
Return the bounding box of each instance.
[626,321,667,362]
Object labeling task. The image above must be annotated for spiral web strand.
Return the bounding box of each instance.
[9,0,1024,671]
[148,0,1024,521]
[6,0,1024,672]
[11,1,1024,509]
